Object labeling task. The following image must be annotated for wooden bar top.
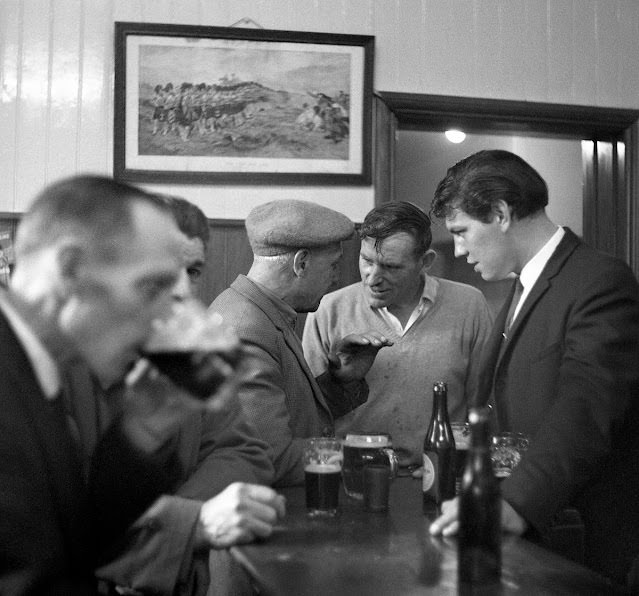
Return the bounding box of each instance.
[231,477,626,595]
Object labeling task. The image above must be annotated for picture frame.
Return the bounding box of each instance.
[114,22,374,185]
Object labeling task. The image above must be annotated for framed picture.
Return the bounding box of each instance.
[114,22,374,185]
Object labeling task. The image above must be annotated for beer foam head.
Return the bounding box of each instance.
[304,462,341,473]
[344,433,391,448]
[145,299,240,353]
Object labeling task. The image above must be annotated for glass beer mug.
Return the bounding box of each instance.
[342,432,399,500]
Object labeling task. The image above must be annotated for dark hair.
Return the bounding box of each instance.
[161,195,210,249]
[431,150,548,223]
[16,175,173,260]
[359,201,432,256]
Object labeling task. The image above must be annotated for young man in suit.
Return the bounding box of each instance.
[427,150,639,589]
[0,177,283,595]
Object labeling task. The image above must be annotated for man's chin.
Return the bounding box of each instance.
[367,296,389,309]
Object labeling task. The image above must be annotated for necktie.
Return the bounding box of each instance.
[504,278,524,333]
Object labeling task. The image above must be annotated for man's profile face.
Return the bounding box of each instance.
[445,209,512,281]
[298,244,343,313]
[359,233,426,309]
[59,201,182,384]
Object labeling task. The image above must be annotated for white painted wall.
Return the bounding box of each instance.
[1,0,637,220]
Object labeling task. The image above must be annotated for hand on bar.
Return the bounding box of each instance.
[428,496,528,537]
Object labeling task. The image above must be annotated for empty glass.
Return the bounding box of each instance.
[490,432,529,479]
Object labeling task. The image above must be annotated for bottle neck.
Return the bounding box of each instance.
[431,388,448,419]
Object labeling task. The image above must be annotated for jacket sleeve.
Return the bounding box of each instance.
[94,381,274,594]
[462,291,494,411]
[177,399,275,499]
[234,339,307,487]
[95,496,202,595]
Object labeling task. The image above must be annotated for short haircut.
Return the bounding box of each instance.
[15,175,173,261]
[359,201,432,256]
[161,195,210,249]
[431,150,548,223]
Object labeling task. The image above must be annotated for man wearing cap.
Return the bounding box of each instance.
[210,199,392,486]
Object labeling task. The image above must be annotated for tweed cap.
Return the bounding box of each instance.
[246,199,354,256]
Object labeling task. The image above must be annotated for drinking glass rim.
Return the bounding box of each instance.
[343,432,392,447]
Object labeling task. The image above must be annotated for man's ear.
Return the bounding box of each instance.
[292,248,311,277]
[422,248,437,270]
[493,200,513,230]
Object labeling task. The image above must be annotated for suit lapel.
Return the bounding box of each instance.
[500,229,579,356]
[479,229,581,411]
[230,276,332,418]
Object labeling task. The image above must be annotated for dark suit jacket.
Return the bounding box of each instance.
[481,228,639,585]
[0,306,187,595]
[210,275,334,486]
[0,308,96,594]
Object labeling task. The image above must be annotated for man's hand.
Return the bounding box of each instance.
[196,483,286,549]
[428,496,528,537]
[327,331,393,383]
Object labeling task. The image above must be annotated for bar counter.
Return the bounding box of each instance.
[231,477,626,595]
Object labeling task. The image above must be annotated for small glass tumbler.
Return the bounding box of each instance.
[303,438,343,517]
[490,432,530,480]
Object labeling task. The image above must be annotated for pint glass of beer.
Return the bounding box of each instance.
[342,432,398,500]
[303,438,343,517]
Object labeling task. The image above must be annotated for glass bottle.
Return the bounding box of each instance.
[422,381,455,515]
[458,406,501,585]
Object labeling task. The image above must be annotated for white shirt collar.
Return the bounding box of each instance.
[0,290,61,400]
[513,226,565,319]
[377,274,437,336]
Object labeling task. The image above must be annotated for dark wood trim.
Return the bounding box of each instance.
[625,121,639,272]
[375,92,639,139]
[374,92,639,277]
[373,95,396,205]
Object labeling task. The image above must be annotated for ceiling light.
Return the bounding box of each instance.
[445,129,466,143]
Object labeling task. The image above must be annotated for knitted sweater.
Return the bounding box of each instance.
[303,277,493,467]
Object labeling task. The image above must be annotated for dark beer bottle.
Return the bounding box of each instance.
[422,381,455,515]
[458,407,501,585]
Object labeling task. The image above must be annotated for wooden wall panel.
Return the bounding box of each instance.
[0,1,21,211]
[48,0,82,182]
[2,0,639,218]
[14,0,51,210]
[571,1,598,105]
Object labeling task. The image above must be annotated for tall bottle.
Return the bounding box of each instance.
[458,407,501,585]
[422,381,455,515]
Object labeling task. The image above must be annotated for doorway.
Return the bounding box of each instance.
[373,92,639,312]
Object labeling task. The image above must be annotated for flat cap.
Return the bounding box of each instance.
[246,199,354,256]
